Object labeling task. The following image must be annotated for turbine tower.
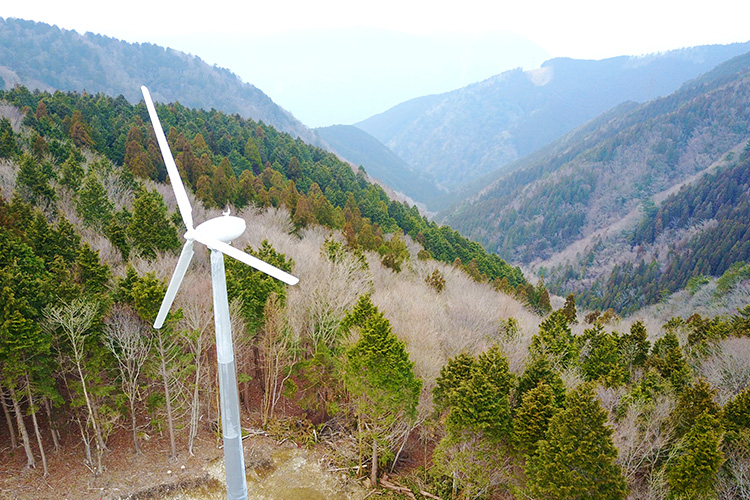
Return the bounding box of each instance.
[141,86,299,500]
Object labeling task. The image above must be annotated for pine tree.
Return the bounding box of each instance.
[514,382,558,455]
[648,331,690,390]
[344,296,421,484]
[126,188,180,260]
[433,352,475,413]
[666,411,725,500]
[526,384,628,500]
[530,310,577,369]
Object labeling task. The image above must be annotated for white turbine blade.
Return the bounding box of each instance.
[141,86,194,230]
[194,234,299,286]
[154,240,195,329]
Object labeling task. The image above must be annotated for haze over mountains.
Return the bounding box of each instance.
[352,42,750,206]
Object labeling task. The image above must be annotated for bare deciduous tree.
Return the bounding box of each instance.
[261,293,298,427]
[178,274,213,456]
[613,396,674,487]
[44,298,108,473]
[104,304,151,454]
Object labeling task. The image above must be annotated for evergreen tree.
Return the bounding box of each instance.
[619,320,650,376]
[561,293,578,324]
[16,152,56,209]
[529,310,577,368]
[514,382,558,455]
[666,411,725,500]
[671,378,721,440]
[433,352,475,413]
[515,356,566,408]
[76,171,113,229]
[243,136,263,174]
[648,331,690,390]
[0,117,18,158]
[344,295,421,484]
[58,153,85,191]
[526,384,628,500]
[446,359,512,440]
[226,240,294,333]
[126,188,180,260]
[723,384,750,431]
[578,325,624,387]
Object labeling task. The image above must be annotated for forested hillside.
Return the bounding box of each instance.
[446,50,750,303]
[546,141,750,315]
[1,85,750,500]
[315,124,444,207]
[0,17,317,145]
[355,42,750,207]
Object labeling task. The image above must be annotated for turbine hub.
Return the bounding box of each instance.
[195,215,246,243]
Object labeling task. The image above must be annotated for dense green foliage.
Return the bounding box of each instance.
[0,85,525,288]
[525,384,628,500]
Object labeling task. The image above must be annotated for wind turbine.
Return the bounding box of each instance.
[141,86,298,500]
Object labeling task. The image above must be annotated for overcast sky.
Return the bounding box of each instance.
[3,0,750,126]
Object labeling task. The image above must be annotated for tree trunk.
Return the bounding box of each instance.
[44,397,60,452]
[188,346,202,456]
[157,333,177,459]
[26,376,48,476]
[0,384,18,449]
[76,413,93,468]
[371,438,378,487]
[130,398,140,454]
[9,385,35,468]
[73,349,106,462]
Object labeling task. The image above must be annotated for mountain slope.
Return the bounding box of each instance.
[0,17,318,145]
[357,42,750,205]
[443,51,750,312]
[315,124,443,206]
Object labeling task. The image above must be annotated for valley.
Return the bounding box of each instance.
[1,17,750,500]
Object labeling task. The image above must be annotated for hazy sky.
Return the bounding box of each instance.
[3,0,750,126]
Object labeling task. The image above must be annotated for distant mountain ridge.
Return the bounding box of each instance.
[0,17,318,145]
[442,50,750,312]
[355,42,750,208]
[315,124,444,207]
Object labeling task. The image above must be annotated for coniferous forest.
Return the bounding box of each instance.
[1,86,750,500]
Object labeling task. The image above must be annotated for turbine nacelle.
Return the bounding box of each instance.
[192,214,246,244]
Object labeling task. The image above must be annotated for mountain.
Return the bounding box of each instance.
[443,50,750,313]
[315,124,443,207]
[3,72,750,500]
[356,42,750,208]
[0,17,318,145]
